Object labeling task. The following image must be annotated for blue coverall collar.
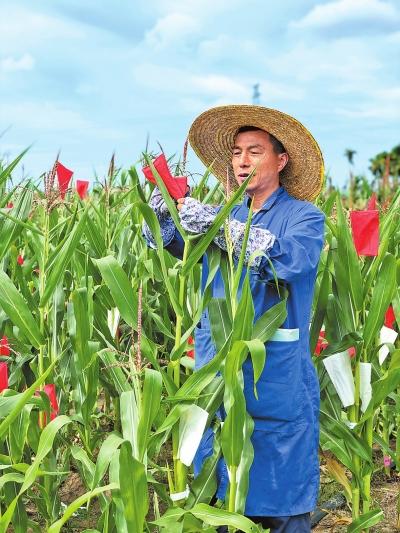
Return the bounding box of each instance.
[244,186,287,213]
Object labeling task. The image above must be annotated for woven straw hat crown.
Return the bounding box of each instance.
[188,104,324,201]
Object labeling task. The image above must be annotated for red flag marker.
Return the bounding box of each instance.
[366,193,377,210]
[350,210,379,256]
[348,346,356,358]
[0,336,10,356]
[0,363,8,392]
[142,153,187,200]
[76,180,89,199]
[187,336,195,359]
[384,306,396,329]
[56,162,74,199]
[37,384,59,425]
[6,202,13,209]
[43,384,59,421]
[314,330,328,356]
[17,255,24,266]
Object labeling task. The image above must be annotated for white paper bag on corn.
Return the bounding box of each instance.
[379,326,398,365]
[360,362,372,413]
[107,308,120,338]
[323,351,355,407]
[177,404,208,467]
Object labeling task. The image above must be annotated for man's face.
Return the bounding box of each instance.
[231,130,288,195]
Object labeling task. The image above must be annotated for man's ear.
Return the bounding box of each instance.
[278,153,289,173]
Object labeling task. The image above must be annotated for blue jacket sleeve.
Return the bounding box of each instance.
[257,206,325,283]
[142,217,185,260]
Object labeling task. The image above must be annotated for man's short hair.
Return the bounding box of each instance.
[235,125,287,155]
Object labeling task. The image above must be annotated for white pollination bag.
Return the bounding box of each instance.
[323,351,355,407]
[379,326,398,365]
[359,362,372,413]
[177,404,209,467]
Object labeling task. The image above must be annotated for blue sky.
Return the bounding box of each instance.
[1,0,399,188]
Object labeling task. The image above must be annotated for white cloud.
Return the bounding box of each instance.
[145,12,199,49]
[0,6,85,54]
[291,0,400,35]
[335,85,400,120]
[0,101,91,132]
[265,40,381,85]
[0,54,35,72]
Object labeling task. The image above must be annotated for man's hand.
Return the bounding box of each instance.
[178,197,219,234]
[176,197,186,211]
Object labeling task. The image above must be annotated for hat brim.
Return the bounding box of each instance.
[188,104,324,201]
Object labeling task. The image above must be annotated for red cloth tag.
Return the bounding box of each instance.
[76,180,89,199]
[366,193,377,210]
[36,383,59,425]
[350,210,379,256]
[56,162,74,199]
[314,330,328,356]
[187,336,195,359]
[0,362,8,392]
[142,154,187,200]
[384,305,396,329]
[0,336,10,356]
[348,346,356,358]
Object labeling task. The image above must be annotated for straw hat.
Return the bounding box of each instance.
[188,104,324,201]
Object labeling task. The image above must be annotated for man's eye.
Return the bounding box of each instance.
[250,151,261,155]
[233,152,241,156]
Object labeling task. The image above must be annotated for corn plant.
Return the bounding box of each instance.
[313,190,400,531]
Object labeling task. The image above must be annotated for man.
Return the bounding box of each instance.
[144,105,325,533]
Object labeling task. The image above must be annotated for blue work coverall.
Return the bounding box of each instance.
[146,186,325,519]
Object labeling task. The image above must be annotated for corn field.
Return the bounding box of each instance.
[0,149,399,533]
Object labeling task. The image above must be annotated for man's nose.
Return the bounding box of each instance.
[239,153,250,166]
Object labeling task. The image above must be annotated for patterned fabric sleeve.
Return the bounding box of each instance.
[179,197,276,268]
[142,188,176,248]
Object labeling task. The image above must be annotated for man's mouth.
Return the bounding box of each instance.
[238,173,252,183]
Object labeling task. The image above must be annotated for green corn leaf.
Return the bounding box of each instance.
[94,255,138,329]
[363,253,397,349]
[40,205,89,308]
[0,147,30,188]
[142,153,188,240]
[310,251,331,353]
[0,416,72,532]
[174,338,231,400]
[190,503,259,533]
[335,193,363,319]
[71,287,90,372]
[232,272,254,343]
[98,349,133,394]
[137,369,163,463]
[209,298,232,353]
[347,508,384,532]
[9,405,33,464]
[120,390,140,459]
[181,174,253,275]
[185,430,221,509]
[119,440,149,533]
[47,484,117,533]
[320,407,372,464]
[235,413,255,514]
[0,361,56,440]
[137,202,183,317]
[91,432,124,491]
[252,289,288,343]
[0,270,44,348]
[358,368,400,424]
